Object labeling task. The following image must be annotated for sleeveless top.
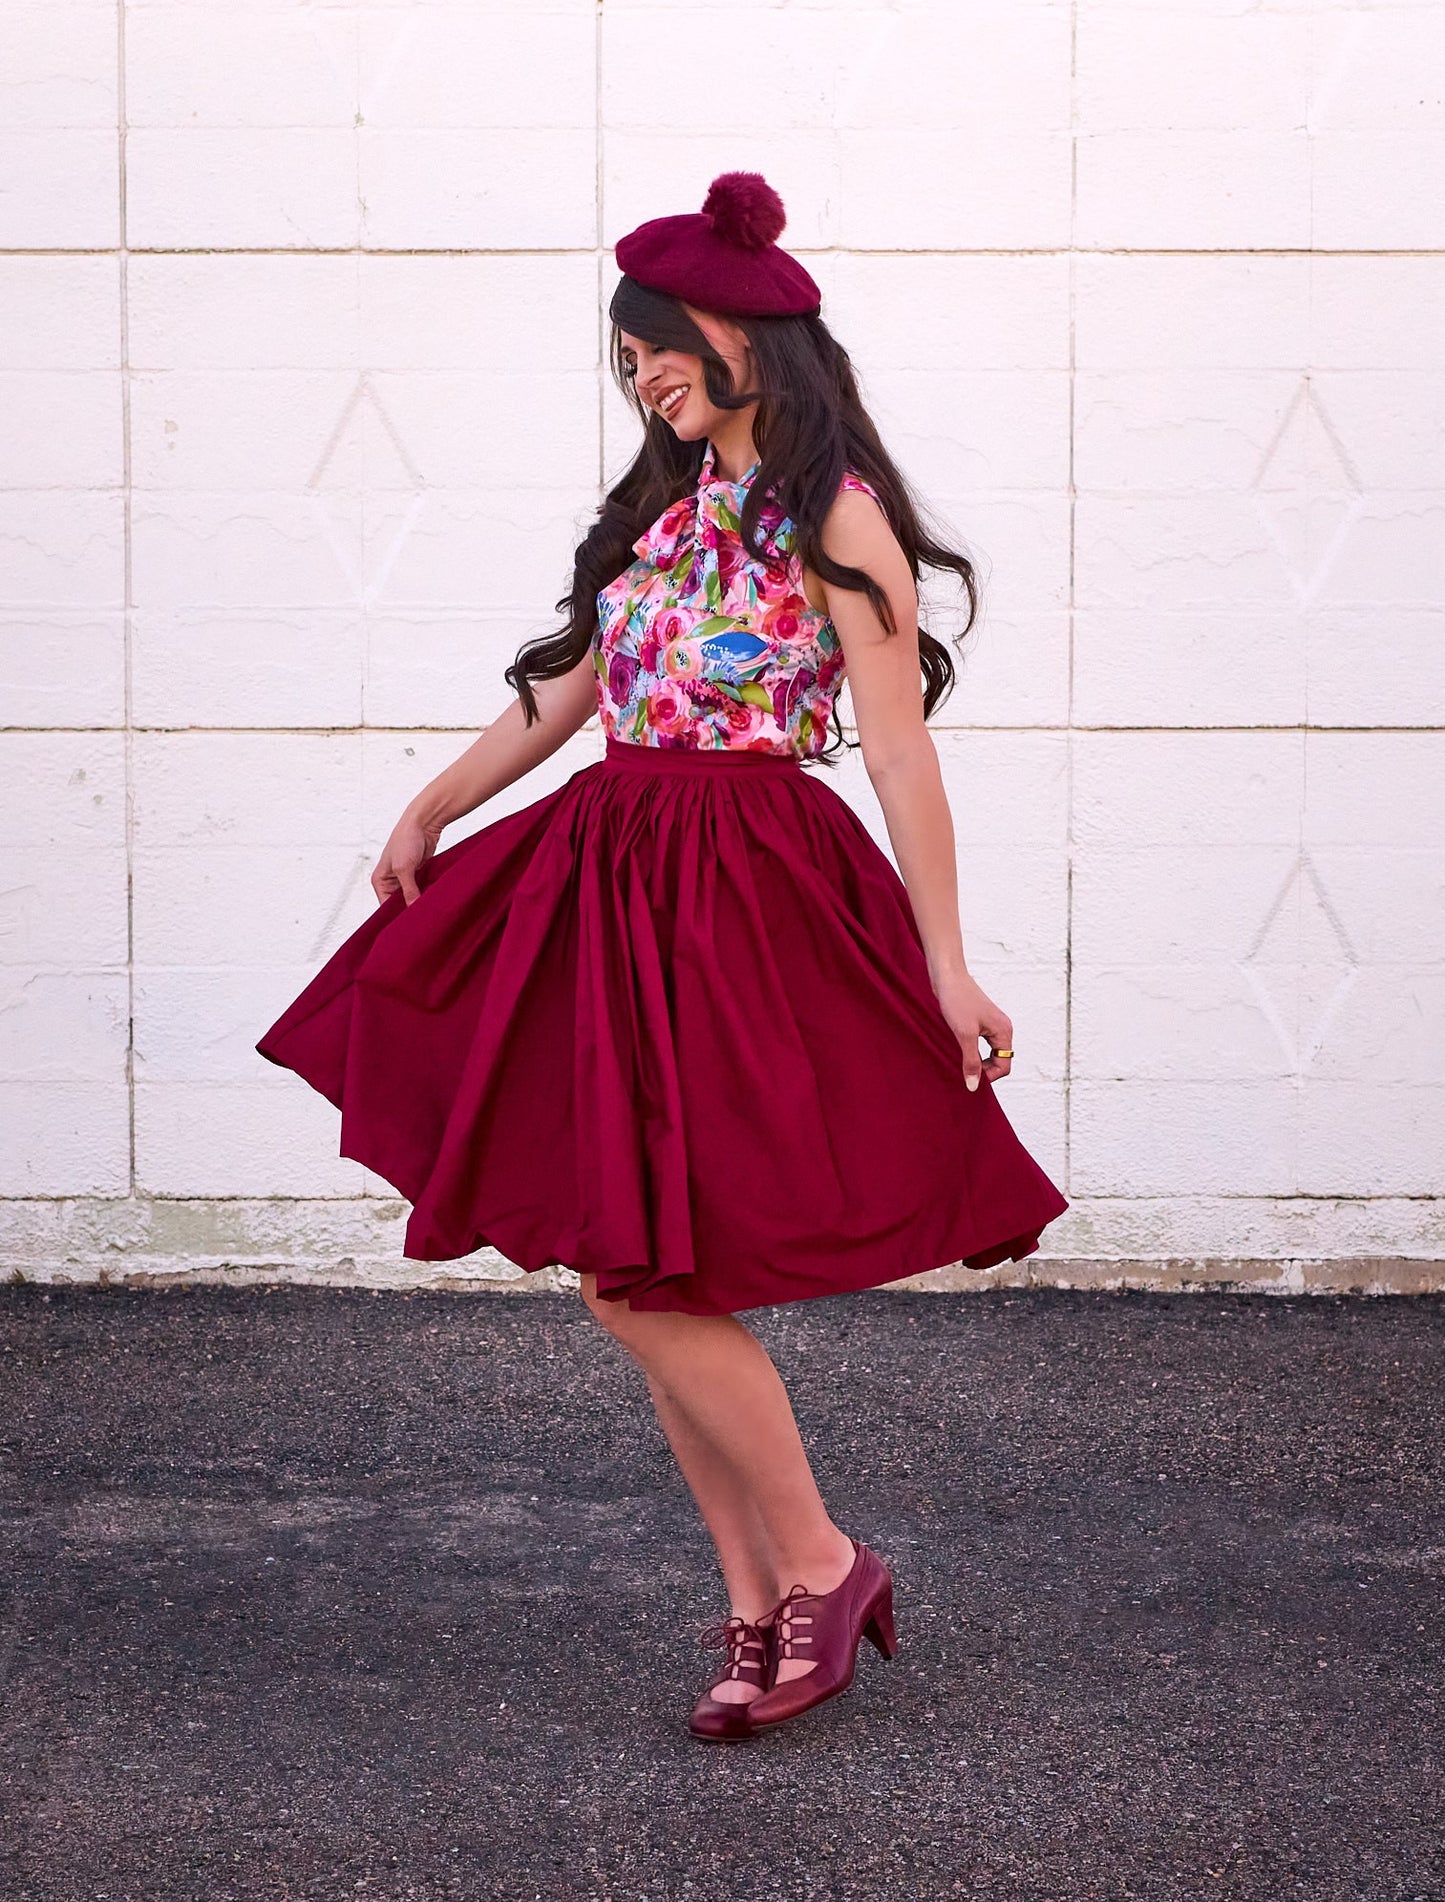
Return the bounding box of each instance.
[592,439,886,759]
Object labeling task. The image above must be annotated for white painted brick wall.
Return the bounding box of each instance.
[2,0,1442,1288]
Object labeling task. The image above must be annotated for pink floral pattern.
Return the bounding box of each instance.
[594,440,886,758]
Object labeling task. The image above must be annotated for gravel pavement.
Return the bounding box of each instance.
[1,1285,1441,1902]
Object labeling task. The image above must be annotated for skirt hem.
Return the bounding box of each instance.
[383,1180,1067,1317]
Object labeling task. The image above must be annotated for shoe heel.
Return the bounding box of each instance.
[862,1587,898,1660]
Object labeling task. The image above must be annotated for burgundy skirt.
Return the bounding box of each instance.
[255,734,1069,1315]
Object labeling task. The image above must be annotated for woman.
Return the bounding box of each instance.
[256,171,1069,1741]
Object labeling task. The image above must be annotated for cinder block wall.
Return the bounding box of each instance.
[3,1,1442,1293]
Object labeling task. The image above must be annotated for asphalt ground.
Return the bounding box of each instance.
[1,1284,1441,1902]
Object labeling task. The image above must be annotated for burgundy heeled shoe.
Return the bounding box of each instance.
[689,1614,773,1742]
[745,1537,897,1730]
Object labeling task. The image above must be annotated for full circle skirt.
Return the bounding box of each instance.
[256,735,1069,1315]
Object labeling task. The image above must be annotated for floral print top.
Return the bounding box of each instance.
[593,439,886,758]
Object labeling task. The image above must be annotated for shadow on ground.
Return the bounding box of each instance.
[0,1286,1441,1901]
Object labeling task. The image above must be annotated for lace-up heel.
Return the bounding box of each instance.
[746,1538,897,1730]
[689,1614,773,1742]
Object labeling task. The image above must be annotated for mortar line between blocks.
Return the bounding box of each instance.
[595,0,605,502]
[1063,0,1079,1199]
[117,0,136,1198]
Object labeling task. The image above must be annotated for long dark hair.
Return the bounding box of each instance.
[505,275,980,761]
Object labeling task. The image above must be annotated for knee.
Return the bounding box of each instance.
[577,1271,637,1341]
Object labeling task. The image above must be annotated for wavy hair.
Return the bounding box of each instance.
[504,275,980,761]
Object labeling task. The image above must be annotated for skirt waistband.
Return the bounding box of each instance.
[602,735,803,775]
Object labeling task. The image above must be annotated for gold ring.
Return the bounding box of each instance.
[990,1047,1014,1059]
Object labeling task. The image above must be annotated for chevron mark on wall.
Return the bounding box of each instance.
[1240,848,1359,1076]
[305,373,427,607]
[1251,376,1364,606]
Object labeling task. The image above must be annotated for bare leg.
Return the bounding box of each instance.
[643,1376,777,1705]
[579,1276,855,1685]
[644,1374,779,1620]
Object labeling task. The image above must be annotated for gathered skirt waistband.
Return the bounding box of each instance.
[602,735,803,775]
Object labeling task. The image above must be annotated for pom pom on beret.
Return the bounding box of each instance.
[701,172,787,251]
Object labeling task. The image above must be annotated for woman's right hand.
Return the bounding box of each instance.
[372,805,445,907]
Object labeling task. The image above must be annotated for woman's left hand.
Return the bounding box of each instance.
[931,969,1014,1093]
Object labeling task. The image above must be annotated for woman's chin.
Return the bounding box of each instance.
[665,405,711,441]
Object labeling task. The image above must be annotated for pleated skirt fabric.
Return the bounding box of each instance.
[255,735,1069,1315]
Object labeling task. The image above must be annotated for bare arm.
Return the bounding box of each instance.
[407,648,598,827]
[374,647,598,906]
[816,491,1013,1092]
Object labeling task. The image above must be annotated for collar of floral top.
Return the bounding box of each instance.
[697,437,761,493]
[630,439,789,573]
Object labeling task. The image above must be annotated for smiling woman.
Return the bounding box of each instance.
[506,178,981,763]
[256,169,1068,1749]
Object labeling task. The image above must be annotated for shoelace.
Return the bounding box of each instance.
[764,1582,816,1662]
[697,1614,767,1681]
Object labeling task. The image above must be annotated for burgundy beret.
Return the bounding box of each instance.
[614,171,822,319]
